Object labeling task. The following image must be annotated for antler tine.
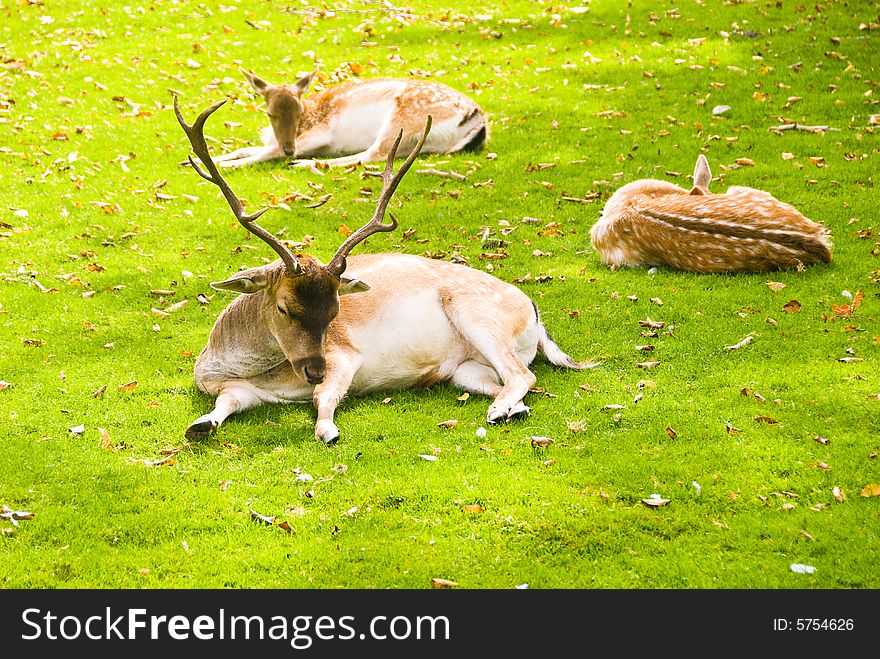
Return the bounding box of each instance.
[172,94,302,276]
[325,115,433,276]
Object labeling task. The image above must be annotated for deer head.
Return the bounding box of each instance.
[174,95,431,384]
[241,68,315,157]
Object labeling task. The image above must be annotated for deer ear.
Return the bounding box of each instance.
[692,154,712,190]
[240,68,272,97]
[211,272,270,294]
[293,70,316,95]
[338,277,370,296]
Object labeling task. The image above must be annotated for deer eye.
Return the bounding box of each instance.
[277,305,287,316]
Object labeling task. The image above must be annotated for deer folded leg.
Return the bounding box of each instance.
[185,382,266,440]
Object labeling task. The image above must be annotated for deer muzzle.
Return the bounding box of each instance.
[293,356,326,385]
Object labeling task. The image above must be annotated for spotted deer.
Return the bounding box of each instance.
[175,98,590,445]
[590,155,832,273]
[209,68,488,168]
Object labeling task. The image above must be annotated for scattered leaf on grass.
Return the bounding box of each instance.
[754,415,778,424]
[567,420,587,433]
[418,454,438,462]
[92,385,107,398]
[250,510,292,533]
[724,335,754,351]
[118,380,138,392]
[431,578,458,589]
[860,484,880,497]
[1,506,35,526]
[783,300,802,313]
[637,360,661,368]
[456,392,469,402]
[665,426,677,439]
[462,505,484,514]
[530,436,553,448]
[814,436,830,445]
[639,318,665,329]
[725,424,741,434]
[130,455,175,467]
[832,487,846,502]
[218,480,232,491]
[0,381,11,390]
[69,424,85,435]
[790,563,816,575]
[642,495,671,508]
[437,419,458,429]
[99,427,115,452]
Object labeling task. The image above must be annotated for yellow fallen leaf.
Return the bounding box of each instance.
[99,427,115,452]
[860,483,880,497]
[118,380,138,392]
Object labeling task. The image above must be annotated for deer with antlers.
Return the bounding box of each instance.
[174,97,591,445]
[208,68,488,168]
[590,154,832,273]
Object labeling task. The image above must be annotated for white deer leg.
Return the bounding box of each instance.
[451,360,502,397]
[311,353,361,445]
[211,146,265,164]
[185,382,266,440]
[217,144,285,168]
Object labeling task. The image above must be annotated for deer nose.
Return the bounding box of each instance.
[303,362,325,385]
[281,142,296,157]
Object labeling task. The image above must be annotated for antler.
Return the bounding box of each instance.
[173,95,303,276]
[324,115,433,277]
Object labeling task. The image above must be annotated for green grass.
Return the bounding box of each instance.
[1,0,878,589]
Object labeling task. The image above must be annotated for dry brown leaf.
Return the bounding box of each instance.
[637,360,661,368]
[799,530,815,541]
[665,426,677,439]
[530,436,553,448]
[92,385,107,398]
[832,486,846,502]
[754,415,778,424]
[431,578,458,589]
[437,419,458,429]
[218,480,232,491]
[642,497,671,508]
[99,427,115,452]
[766,281,786,291]
[118,380,138,392]
[462,505,484,514]
[814,435,830,445]
[783,300,802,313]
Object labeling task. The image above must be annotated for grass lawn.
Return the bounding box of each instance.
[1,0,878,590]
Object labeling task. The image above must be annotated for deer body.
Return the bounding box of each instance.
[175,98,586,446]
[590,155,832,273]
[188,253,585,444]
[213,72,488,168]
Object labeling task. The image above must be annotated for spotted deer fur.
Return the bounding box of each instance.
[590,155,832,273]
[211,69,488,168]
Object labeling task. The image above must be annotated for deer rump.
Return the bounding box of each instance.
[591,180,832,274]
[191,253,586,440]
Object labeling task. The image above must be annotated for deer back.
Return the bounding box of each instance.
[591,159,832,273]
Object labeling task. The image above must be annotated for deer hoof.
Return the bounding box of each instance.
[185,416,218,441]
[506,402,531,422]
[316,421,340,446]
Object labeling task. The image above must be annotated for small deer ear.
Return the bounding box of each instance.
[692,154,712,190]
[338,277,370,296]
[240,68,272,97]
[211,273,269,294]
[293,70,316,95]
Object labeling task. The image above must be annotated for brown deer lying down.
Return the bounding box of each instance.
[174,98,592,445]
[590,155,832,273]
[210,68,488,168]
